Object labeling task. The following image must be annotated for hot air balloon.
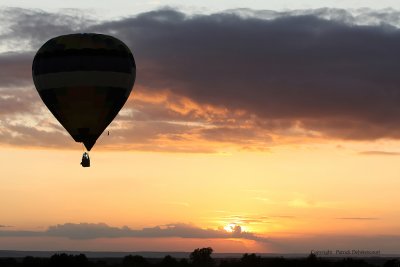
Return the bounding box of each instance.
[32,33,136,167]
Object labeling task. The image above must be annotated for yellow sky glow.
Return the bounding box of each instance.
[1,138,400,252]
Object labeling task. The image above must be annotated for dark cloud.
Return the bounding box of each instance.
[0,52,34,87]
[0,7,92,86]
[0,7,92,51]
[3,8,400,150]
[0,223,268,242]
[91,9,400,141]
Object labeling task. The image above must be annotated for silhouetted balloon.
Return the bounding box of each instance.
[32,33,136,151]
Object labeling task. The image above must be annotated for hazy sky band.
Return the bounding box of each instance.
[2,0,400,20]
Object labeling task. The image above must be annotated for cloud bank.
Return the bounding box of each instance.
[0,223,267,242]
[3,8,400,151]
[2,222,400,253]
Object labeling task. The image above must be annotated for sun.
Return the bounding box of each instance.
[224,223,240,233]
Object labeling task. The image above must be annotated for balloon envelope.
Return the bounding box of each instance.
[32,33,136,151]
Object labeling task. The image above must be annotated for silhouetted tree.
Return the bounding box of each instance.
[159,255,178,267]
[179,258,190,267]
[123,255,149,267]
[0,258,18,267]
[22,256,44,267]
[95,259,109,267]
[48,253,90,267]
[190,247,214,267]
[384,259,400,267]
[304,252,319,267]
[307,252,317,261]
[75,253,90,267]
[49,253,74,267]
[240,253,261,267]
[219,259,239,267]
[0,250,384,267]
[337,258,372,267]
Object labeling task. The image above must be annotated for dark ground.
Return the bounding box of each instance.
[0,248,399,267]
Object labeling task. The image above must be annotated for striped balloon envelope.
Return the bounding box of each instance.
[32,33,136,151]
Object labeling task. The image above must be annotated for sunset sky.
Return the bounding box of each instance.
[2,0,400,254]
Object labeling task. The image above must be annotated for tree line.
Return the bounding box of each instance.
[0,247,398,267]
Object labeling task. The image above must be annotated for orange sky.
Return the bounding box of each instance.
[1,139,400,253]
[2,5,400,254]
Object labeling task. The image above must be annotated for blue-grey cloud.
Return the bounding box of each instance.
[0,223,268,242]
[90,9,400,140]
[0,7,93,51]
[0,52,33,88]
[3,7,400,149]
